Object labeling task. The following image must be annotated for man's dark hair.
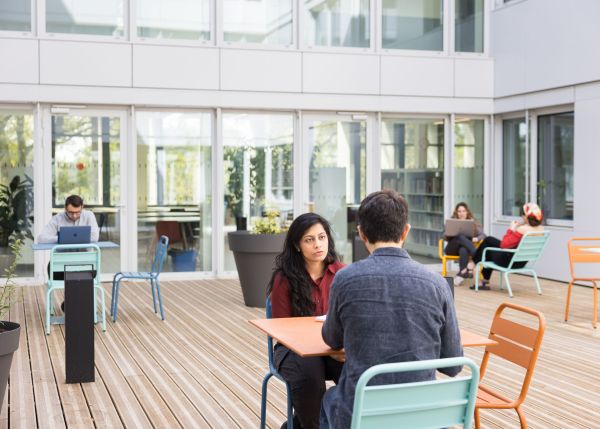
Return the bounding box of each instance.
[65,195,84,208]
[357,189,409,244]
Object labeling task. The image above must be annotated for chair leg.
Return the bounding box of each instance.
[474,264,481,291]
[531,270,542,295]
[593,281,598,329]
[515,405,527,429]
[46,288,52,335]
[155,279,165,320]
[260,373,273,429]
[474,407,481,429]
[284,379,293,429]
[442,257,447,277]
[96,286,106,332]
[564,281,573,321]
[504,272,513,297]
[113,279,121,322]
[150,278,158,314]
[499,271,504,290]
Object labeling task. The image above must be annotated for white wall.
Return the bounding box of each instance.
[492,0,600,98]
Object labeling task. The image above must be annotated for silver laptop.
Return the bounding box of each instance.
[444,219,475,238]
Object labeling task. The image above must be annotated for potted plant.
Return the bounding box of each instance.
[228,210,286,307]
[0,174,33,273]
[0,238,22,408]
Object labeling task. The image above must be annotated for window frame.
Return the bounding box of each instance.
[0,0,35,37]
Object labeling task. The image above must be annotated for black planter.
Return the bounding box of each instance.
[0,321,20,408]
[228,231,285,308]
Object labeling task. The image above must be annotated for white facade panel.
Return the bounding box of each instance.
[380,56,453,97]
[221,49,301,93]
[303,53,379,95]
[40,41,132,87]
[133,45,219,90]
[0,38,38,84]
[454,59,493,98]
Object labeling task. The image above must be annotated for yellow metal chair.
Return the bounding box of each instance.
[439,239,460,277]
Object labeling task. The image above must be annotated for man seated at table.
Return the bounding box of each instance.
[320,189,463,429]
[38,194,99,285]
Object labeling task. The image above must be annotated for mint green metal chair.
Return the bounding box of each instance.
[46,243,106,335]
[474,231,551,297]
[351,357,479,429]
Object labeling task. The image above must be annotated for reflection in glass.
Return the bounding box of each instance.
[454,118,484,223]
[137,0,210,41]
[382,0,443,51]
[52,114,121,273]
[0,1,31,32]
[455,0,484,53]
[502,118,527,216]
[381,118,444,257]
[223,113,293,271]
[0,112,34,277]
[538,112,574,220]
[46,0,124,36]
[308,119,366,263]
[224,0,292,45]
[305,0,370,48]
[137,111,212,272]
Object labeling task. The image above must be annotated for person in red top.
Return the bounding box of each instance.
[267,213,345,429]
[470,202,544,290]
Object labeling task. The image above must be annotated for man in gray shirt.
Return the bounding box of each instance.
[320,189,463,429]
[37,194,99,244]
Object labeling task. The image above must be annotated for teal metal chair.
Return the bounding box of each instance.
[260,296,293,429]
[351,357,479,429]
[474,231,551,297]
[46,243,105,335]
[111,235,168,322]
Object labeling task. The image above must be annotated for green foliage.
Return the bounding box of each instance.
[0,175,34,248]
[0,239,23,321]
[252,209,285,235]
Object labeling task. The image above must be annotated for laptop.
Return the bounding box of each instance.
[58,226,91,244]
[444,219,475,238]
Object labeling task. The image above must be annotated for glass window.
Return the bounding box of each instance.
[382,0,443,51]
[307,118,366,263]
[0,111,34,277]
[0,1,31,32]
[305,0,370,48]
[455,0,484,53]
[223,0,292,45]
[136,111,212,272]
[454,118,484,222]
[136,0,210,41]
[537,112,574,220]
[381,118,444,258]
[502,117,527,216]
[46,0,124,37]
[223,113,293,271]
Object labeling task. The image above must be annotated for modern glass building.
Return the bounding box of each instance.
[0,0,593,283]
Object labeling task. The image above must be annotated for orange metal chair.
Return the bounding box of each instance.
[475,302,546,429]
[564,237,600,328]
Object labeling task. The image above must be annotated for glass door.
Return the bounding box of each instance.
[303,114,367,264]
[44,107,128,278]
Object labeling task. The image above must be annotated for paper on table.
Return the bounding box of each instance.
[315,315,327,322]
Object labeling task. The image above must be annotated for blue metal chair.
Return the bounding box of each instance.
[46,243,105,335]
[260,296,294,429]
[351,357,479,429]
[474,231,551,297]
[111,235,168,322]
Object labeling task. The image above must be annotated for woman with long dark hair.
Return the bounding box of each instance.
[267,213,345,429]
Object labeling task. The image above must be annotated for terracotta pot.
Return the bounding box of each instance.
[0,321,20,408]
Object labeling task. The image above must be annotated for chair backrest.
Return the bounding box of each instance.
[155,221,184,244]
[568,237,600,278]
[265,296,278,373]
[479,302,546,406]
[510,230,551,266]
[351,357,479,429]
[151,235,169,274]
[49,244,101,287]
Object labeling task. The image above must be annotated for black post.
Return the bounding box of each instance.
[64,270,95,383]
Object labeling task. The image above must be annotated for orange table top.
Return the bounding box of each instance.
[249,316,497,358]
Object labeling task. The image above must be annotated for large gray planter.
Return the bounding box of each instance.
[0,321,20,408]
[228,231,285,308]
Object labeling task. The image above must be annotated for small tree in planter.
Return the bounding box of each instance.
[228,210,286,307]
[0,238,22,408]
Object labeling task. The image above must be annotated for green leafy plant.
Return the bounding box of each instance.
[252,209,285,235]
[0,239,22,322]
[0,174,34,248]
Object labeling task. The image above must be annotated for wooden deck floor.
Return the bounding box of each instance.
[1,272,599,428]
